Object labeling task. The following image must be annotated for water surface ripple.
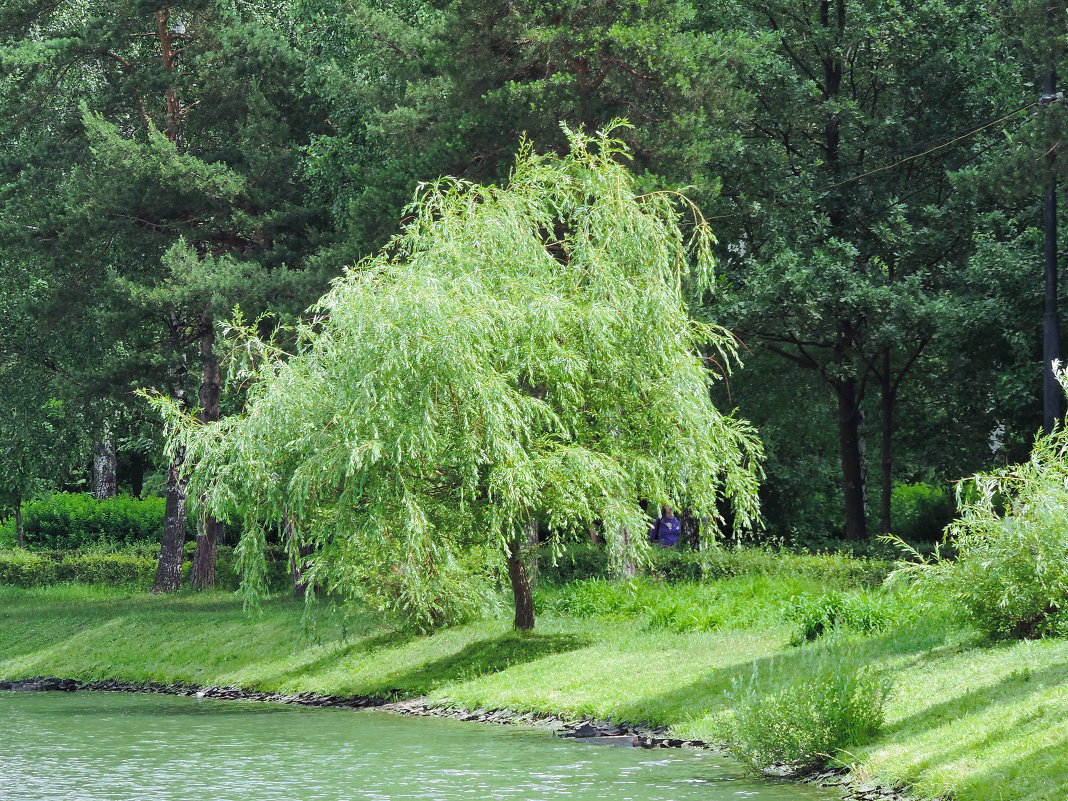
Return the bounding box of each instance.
[0,691,831,801]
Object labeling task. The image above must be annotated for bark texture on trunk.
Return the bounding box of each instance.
[191,324,222,589]
[155,323,190,594]
[614,525,636,579]
[153,446,189,593]
[285,516,315,598]
[190,515,222,589]
[15,504,24,549]
[835,376,868,541]
[91,425,118,500]
[879,358,895,537]
[507,527,537,630]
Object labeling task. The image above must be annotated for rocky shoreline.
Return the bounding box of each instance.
[1,676,912,801]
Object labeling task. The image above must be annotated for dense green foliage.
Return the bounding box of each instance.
[895,395,1068,638]
[0,544,245,590]
[1,0,1066,564]
[2,493,183,551]
[164,131,762,627]
[727,657,889,776]
[1,0,1065,557]
[0,548,158,588]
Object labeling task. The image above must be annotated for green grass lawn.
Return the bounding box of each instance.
[1,576,1066,801]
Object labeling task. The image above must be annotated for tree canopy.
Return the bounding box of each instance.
[162,128,763,628]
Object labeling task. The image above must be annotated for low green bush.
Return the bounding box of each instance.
[784,589,909,645]
[649,547,890,588]
[540,543,609,584]
[893,421,1068,640]
[0,549,60,586]
[726,658,889,776]
[890,482,955,542]
[537,542,891,588]
[57,550,157,586]
[0,545,244,591]
[4,492,193,550]
[535,574,838,632]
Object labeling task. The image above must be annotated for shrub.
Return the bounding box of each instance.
[57,549,157,586]
[648,546,890,589]
[540,543,609,584]
[0,545,245,591]
[10,493,192,550]
[727,658,889,776]
[890,482,955,542]
[784,589,908,645]
[892,418,1068,639]
[0,550,60,586]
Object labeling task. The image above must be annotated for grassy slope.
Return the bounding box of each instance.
[0,582,1066,801]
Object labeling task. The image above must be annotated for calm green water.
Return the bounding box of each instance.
[0,692,831,801]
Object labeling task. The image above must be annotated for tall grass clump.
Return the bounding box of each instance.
[784,588,913,645]
[726,656,889,776]
[891,387,1068,639]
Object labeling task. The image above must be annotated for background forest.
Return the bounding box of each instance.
[1,0,1066,568]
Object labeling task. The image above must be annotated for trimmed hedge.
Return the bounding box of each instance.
[0,546,244,591]
[2,492,195,551]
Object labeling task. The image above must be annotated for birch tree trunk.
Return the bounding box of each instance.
[91,423,118,500]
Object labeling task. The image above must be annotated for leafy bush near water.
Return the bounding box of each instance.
[726,658,889,776]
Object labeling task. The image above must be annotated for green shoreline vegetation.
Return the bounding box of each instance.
[2,551,1065,801]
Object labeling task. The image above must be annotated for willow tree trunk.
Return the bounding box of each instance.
[91,424,117,500]
[14,503,24,549]
[191,324,223,589]
[613,525,636,579]
[507,521,538,630]
[285,516,314,598]
[153,446,189,593]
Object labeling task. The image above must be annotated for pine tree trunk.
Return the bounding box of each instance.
[191,323,222,589]
[153,446,189,593]
[91,424,118,500]
[507,525,537,630]
[155,329,190,594]
[879,356,895,537]
[14,502,24,549]
[835,376,868,541]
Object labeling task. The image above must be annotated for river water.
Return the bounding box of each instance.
[0,691,832,801]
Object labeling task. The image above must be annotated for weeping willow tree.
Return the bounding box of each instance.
[158,125,763,630]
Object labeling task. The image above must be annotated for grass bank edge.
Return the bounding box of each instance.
[1,582,1065,801]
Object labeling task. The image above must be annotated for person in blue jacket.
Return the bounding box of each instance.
[649,505,681,547]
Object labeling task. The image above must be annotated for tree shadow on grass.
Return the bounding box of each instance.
[605,621,959,727]
[362,631,593,697]
[889,657,1068,735]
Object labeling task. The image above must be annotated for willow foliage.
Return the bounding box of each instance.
[162,126,763,628]
[890,373,1068,638]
